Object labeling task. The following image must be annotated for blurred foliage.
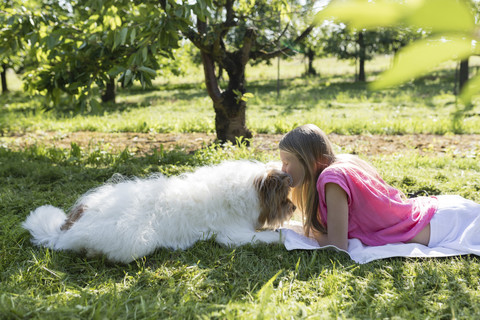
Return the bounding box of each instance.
[315,0,479,106]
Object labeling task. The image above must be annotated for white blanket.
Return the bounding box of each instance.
[281,195,480,264]
[281,227,469,264]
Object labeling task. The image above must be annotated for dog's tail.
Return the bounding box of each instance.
[22,205,67,249]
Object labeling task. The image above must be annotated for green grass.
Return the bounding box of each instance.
[2,56,480,135]
[1,143,480,319]
[1,56,480,318]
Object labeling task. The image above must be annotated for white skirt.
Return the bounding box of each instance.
[428,195,480,254]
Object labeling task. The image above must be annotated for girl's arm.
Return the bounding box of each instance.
[310,183,349,251]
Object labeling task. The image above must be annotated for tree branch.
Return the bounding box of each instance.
[222,0,236,37]
[181,24,211,53]
[210,0,236,61]
[201,51,223,104]
[250,24,314,61]
[241,28,256,66]
[197,18,222,104]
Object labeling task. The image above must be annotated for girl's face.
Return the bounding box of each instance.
[280,150,305,188]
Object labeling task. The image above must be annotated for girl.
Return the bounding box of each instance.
[279,124,480,253]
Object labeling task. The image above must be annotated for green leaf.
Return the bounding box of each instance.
[112,28,128,51]
[113,32,120,51]
[46,35,58,49]
[137,66,157,77]
[129,28,136,45]
[460,73,480,105]
[406,0,474,32]
[119,27,128,46]
[315,0,475,32]
[370,36,475,90]
[241,92,254,101]
[315,0,405,29]
[141,46,148,62]
[108,65,126,77]
[115,15,122,29]
[123,69,133,86]
[174,6,184,18]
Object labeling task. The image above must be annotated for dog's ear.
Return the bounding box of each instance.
[255,169,295,228]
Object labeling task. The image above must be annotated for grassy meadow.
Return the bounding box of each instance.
[1,55,480,319]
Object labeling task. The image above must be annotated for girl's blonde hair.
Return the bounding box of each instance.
[279,124,335,234]
[279,124,386,235]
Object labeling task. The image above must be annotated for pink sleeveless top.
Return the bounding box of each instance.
[316,160,438,246]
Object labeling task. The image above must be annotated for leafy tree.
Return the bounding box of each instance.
[281,1,326,77]
[301,28,325,76]
[24,0,185,111]
[0,1,41,94]
[321,24,373,81]
[160,0,316,143]
[320,22,425,82]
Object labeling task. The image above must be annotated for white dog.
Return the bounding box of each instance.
[23,160,295,263]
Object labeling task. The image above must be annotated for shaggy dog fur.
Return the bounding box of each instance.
[23,160,295,263]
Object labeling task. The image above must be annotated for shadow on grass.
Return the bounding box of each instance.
[246,67,458,116]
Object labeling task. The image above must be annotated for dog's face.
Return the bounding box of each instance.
[254,168,296,229]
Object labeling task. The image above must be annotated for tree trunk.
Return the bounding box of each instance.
[201,51,252,144]
[459,58,469,92]
[196,15,256,145]
[216,63,224,81]
[357,32,366,82]
[306,49,317,76]
[358,57,366,82]
[101,76,116,103]
[213,90,252,144]
[1,65,8,94]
